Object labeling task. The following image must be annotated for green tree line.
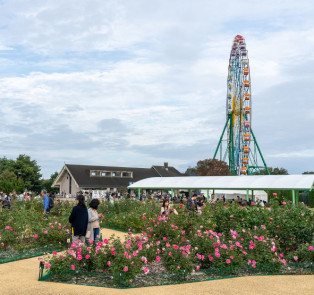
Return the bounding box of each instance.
[0,154,58,194]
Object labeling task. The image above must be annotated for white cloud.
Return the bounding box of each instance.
[0,0,314,176]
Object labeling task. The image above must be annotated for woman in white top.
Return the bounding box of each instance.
[86,199,104,243]
[160,199,178,216]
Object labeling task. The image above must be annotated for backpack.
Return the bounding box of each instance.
[49,197,54,209]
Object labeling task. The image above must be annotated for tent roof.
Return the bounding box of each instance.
[206,190,267,196]
[128,175,314,190]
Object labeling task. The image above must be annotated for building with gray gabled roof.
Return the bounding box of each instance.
[52,162,182,196]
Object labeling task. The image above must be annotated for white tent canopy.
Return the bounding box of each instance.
[128,175,314,190]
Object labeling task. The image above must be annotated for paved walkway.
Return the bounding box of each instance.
[0,228,313,295]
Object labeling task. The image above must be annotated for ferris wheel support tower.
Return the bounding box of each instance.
[213,35,270,175]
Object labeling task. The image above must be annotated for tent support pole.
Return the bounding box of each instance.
[246,189,249,202]
[292,190,296,205]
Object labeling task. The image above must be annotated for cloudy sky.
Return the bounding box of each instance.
[0,0,314,178]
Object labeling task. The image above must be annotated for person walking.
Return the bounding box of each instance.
[69,194,88,243]
[86,199,104,243]
[41,190,50,215]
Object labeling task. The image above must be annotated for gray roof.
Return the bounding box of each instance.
[54,164,182,188]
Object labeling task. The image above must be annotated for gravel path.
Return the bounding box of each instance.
[0,228,313,295]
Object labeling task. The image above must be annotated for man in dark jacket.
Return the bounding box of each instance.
[186,194,197,211]
[69,194,88,243]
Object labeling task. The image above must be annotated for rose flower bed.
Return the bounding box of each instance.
[0,200,71,263]
[40,201,314,288]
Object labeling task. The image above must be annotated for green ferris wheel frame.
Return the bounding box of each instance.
[213,112,270,175]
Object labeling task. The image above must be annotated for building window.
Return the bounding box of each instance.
[112,171,121,177]
[91,170,100,177]
[122,171,133,178]
[90,170,133,178]
[101,171,111,177]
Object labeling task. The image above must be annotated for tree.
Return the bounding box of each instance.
[194,159,230,176]
[0,154,42,192]
[0,157,14,174]
[255,167,289,175]
[184,167,197,176]
[303,171,314,174]
[0,170,17,182]
[12,154,42,191]
[40,171,59,193]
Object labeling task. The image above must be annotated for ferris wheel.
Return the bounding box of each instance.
[213,35,269,175]
[227,35,251,175]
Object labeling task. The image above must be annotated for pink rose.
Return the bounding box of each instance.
[123,266,128,272]
[226,259,231,264]
[196,265,200,270]
[52,251,57,255]
[33,234,38,239]
[85,255,90,259]
[103,238,109,244]
[71,265,75,271]
[107,261,111,266]
[155,256,161,262]
[309,246,314,251]
[43,230,48,235]
[143,267,149,274]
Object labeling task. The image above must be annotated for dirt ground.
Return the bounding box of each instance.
[0,228,313,295]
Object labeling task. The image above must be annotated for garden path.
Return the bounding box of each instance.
[0,228,313,295]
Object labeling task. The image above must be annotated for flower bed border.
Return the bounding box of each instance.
[0,244,67,264]
[38,263,314,289]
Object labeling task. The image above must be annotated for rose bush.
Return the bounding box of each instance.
[0,200,71,252]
